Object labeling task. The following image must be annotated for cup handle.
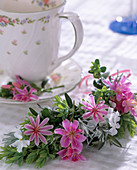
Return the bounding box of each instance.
[48,12,83,74]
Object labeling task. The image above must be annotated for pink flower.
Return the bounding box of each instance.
[12,75,31,88]
[103,76,131,101]
[43,0,49,5]
[82,95,108,122]
[0,17,9,23]
[122,92,137,117]
[57,147,86,162]
[54,119,86,152]
[13,86,38,102]
[24,115,53,146]
[1,85,12,90]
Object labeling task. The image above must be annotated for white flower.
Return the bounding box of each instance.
[11,130,30,152]
[108,110,120,136]
[109,101,116,108]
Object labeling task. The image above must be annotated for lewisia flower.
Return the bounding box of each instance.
[122,92,137,117]
[10,130,30,152]
[103,76,131,101]
[82,95,108,122]
[54,119,86,152]
[12,75,31,89]
[24,115,53,146]
[57,147,86,162]
[13,86,38,102]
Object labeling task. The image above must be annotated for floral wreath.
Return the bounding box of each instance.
[0,59,137,168]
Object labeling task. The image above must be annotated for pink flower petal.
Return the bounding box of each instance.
[93,113,98,122]
[30,116,35,127]
[96,113,104,121]
[78,153,86,161]
[98,110,108,115]
[24,124,34,130]
[40,130,52,136]
[62,119,70,132]
[71,138,83,152]
[39,125,53,131]
[74,134,86,142]
[76,129,84,134]
[81,106,93,111]
[39,118,49,128]
[38,133,47,144]
[60,135,70,148]
[70,120,79,131]
[24,130,33,135]
[57,148,67,158]
[30,133,35,141]
[82,101,93,109]
[35,134,39,146]
[82,112,92,119]
[54,128,67,135]
[90,95,95,107]
[36,115,40,127]
[71,153,80,162]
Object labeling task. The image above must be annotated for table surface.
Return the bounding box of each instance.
[0,0,137,169]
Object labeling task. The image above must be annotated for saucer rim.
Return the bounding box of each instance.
[0,59,82,105]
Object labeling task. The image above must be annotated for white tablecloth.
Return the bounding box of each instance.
[0,0,137,169]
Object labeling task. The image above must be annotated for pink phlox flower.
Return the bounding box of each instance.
[24,115,53,146]
[13,86,38,102]
[57,147,86,162]
[103,76,131,101]
[122,92,137,117]
[82,95,108,122]
[54,119,86,152]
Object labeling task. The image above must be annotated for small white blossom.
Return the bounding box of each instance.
[109,101,116,108]
[108,109,120,136]
[11,130,30,152]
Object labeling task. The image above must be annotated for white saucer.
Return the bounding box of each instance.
[0,59,82,104]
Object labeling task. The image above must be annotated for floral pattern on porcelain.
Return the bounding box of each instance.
[0,29,3,35]
[0,15,50,27]
[32,0,56,8]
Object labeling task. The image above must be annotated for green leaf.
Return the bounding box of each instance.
[95,59,100,65]
[41,79,48,88]
[26,152,38,164]
[100,66,106,73]
[65,93,73,108]
[41,108,50,118]
[29,108,38,116]
[102,72,110,79]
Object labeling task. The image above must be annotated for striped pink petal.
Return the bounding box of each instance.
[35,134,39,146]
[39,125,53,131]
[36,115,40,127]
[40,130,52,135]
[24,130,33,135]
[39,118,49,128]
[38,133,47,144]
[82,112,92,119]
[24,124,34,130]
[30,116,35,127]
[30,133,36,141]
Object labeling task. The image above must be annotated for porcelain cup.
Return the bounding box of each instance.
[0,0,83,82]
